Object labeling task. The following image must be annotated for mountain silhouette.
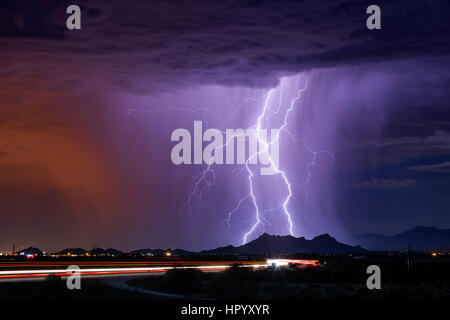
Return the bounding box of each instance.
[24,226,450,256]
[53,248,87,256]
[130,248,194,256]
[17,247,43,256]
[200,233,368,255]
[89,248,122,256]
[351,226,450,251]
[29,234,367,256]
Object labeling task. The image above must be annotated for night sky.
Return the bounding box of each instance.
[1,0,450,252]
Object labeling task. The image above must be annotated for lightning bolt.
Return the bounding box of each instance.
[239,81,308,244]
[129,76,333,245]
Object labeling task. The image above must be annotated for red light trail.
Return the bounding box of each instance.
[0,259,318,280]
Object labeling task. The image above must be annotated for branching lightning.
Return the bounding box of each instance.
[238,81,308,244]
[129,76,333,245]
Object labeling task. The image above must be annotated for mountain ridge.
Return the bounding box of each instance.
[351,225,450,251]
[11,226,450,256]
[200,232,368,255]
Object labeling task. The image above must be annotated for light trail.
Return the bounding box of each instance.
[0,259,318,280]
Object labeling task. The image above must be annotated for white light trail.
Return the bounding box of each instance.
[0,259,318,278]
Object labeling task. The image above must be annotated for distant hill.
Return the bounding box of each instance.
[17,247,43,256]
[130,248,194,256]
[18,227,450,255]
[130,248,165,256]
[89,248,122,256]
[200,233,368,255]
[53,248,87,256]
[172,249,194,256]
[351,226,450,251]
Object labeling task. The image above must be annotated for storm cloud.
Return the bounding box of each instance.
[1,0,450,91]
[1,0,450,251]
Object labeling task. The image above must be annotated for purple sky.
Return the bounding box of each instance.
[1,0,450,252]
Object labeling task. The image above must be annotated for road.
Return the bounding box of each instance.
[0,258,318,282]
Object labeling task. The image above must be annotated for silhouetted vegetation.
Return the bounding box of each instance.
[128,255,450,300]
[2,255,449,300]
[0,276,155,300]
[164,268,204,293]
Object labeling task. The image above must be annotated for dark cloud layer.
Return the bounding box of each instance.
[1,0,450,251]
[1,0,450,91]
[410,161,450,173]
[353,178,416,189]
